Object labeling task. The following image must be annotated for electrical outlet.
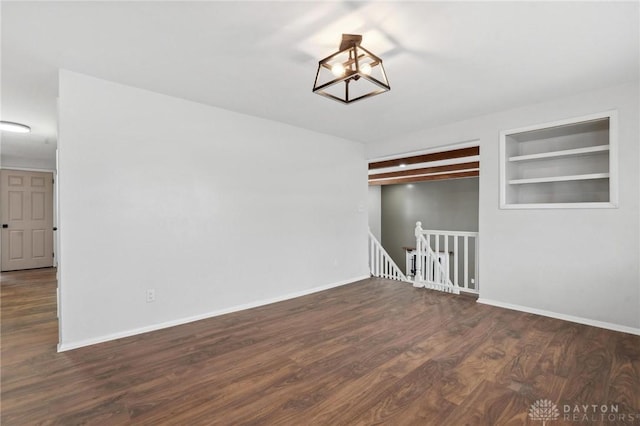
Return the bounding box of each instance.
[471,278,475,284]
[146,289,156,303]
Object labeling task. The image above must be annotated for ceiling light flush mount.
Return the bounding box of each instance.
[0,121,31,133]
[313,34,390,104]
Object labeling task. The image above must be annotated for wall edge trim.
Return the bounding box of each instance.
[477,298,640,336]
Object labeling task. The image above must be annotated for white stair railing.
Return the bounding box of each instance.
[413,221,479,294]
[368,230,409,282]
[414,233,458,294]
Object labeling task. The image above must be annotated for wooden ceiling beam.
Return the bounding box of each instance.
[369,161,479,180]
[368,146,480,170]
[368,170,479,186]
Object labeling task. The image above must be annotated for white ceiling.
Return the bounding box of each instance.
[1,1,638,165]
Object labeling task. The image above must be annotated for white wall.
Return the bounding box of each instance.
[368,185,381,241]
[367,82,640,332]
[0,155,56,171]
[58,70,369,349]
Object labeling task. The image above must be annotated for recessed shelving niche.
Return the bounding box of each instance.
[500,111,618,209]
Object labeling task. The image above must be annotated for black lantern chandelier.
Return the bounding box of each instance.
[313,34,390,104]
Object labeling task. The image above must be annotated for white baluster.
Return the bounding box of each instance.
[377,242,380,277]
[384,256,388,278]
[413,222,424,287]
[371,243,375,276]
[426,235,432,283]
[405,250,411,279]
[373,243,377,277]
[435,234,440,284]
[454,236,459,287]
[464,236,469,290]
[474,235,479,292]
[369,237,376,277]
[384,250,390,279]
[444,234,449,287]
[384,250,388,278]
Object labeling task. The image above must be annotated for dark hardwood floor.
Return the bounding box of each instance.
[1,268,639,425]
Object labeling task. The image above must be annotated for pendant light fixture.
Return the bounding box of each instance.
[313,34,390,104]
[0,121,31,133]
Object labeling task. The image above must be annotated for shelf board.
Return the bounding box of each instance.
[509,144,609,162]
[506,115,610,143]
[509,172,610,185]
[501,202,617,209]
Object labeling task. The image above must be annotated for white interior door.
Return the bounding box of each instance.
[1,170,54,271]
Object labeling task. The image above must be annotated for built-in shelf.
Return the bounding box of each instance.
[508,144,610,162]
[500,111,618,208]
[509,172,610,185]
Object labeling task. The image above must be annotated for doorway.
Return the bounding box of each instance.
[1,169,54,271]
[367,143,480,293]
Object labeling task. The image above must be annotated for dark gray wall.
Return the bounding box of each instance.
[381,177,479,269]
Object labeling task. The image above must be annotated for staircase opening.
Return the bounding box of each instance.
[367,143,480,295]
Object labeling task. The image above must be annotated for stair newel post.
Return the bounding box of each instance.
[414,221,425,288]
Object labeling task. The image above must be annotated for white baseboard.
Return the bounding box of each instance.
[58,275,370,352]
[477,298,640,336]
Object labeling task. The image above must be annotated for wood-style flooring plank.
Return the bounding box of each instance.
[2,269,639,425]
